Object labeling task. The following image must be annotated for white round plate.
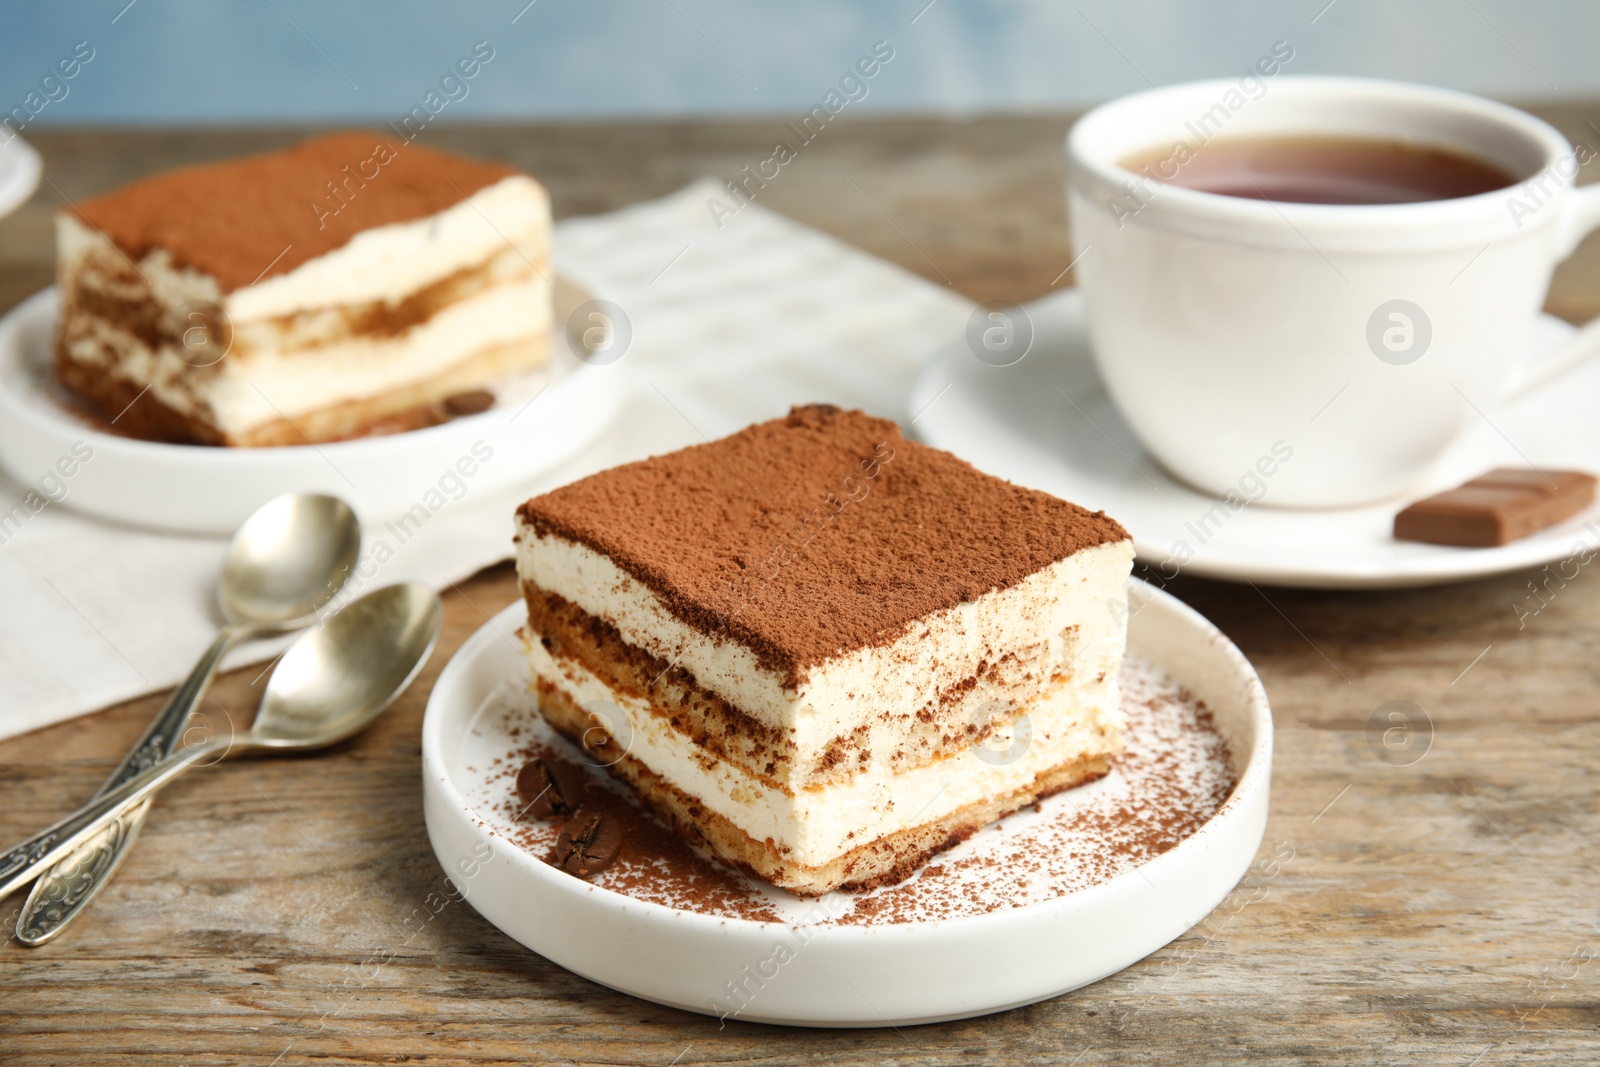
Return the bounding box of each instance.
[421,582,1272,1027]
[0,135,41,220]
[912,289,1600,589]
[0,285,623,534]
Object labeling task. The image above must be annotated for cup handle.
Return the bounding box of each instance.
[1554,180,1600,260]
[1502,182,1600,404]
[1502,315,1600,406]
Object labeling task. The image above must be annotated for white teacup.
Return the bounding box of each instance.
[1065,76,1600,508]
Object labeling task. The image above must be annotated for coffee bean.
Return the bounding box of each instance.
[515,757,587,820]
[442,390,495,416]
[552,809,622,878]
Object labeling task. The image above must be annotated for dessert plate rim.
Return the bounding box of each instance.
[420,580,1273,1025]
[0,283,624,533]
[910,287,1600,590]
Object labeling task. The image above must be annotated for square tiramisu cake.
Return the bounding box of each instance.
[515,404,1135,895]
[55,131,550,445]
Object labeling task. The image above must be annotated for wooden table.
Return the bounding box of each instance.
[3,116,1598,1066]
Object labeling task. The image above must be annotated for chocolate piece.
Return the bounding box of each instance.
[552,810,622,878]
[442,389,495,416]
[517,405,1129,686]
[1394,468,1596,547]
[515,757,587,820]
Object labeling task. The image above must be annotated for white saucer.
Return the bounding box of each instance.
[420,583,1272,1027]
[0,285,624,534]
[911,289,1600,588]
[0,135,41,220]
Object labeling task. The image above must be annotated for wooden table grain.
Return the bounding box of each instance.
[2,115,1599,1066]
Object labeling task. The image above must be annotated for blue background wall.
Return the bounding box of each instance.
[2,1,1596,123]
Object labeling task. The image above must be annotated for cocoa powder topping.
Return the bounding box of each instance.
[518,405,1129,684]
[69,130,523,291]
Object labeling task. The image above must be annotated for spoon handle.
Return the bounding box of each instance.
[16,626,247,944]
[0,741,226,903]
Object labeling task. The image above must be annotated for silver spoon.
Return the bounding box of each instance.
[0,582,441,906]
[17,493,362,944]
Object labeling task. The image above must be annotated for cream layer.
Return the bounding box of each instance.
[526,632,1123,869]
[62,272,550,434]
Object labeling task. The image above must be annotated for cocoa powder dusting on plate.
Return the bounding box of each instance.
[486,741,783,922]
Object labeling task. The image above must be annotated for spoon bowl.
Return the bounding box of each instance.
[220,493,362,629]
[251,582,444,749]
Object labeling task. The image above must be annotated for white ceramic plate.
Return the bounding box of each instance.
[421,583,1272,1027]
[0,284,624,534]
[0,135,41,220]
[912,289,1600,589]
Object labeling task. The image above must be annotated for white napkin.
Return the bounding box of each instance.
[0,180,972,741]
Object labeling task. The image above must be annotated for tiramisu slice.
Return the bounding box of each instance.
[55,131,550,445]
[515,405,1135,895]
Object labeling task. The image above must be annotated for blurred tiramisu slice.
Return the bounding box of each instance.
[514,404,1136,895]
[54,131,550,445]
